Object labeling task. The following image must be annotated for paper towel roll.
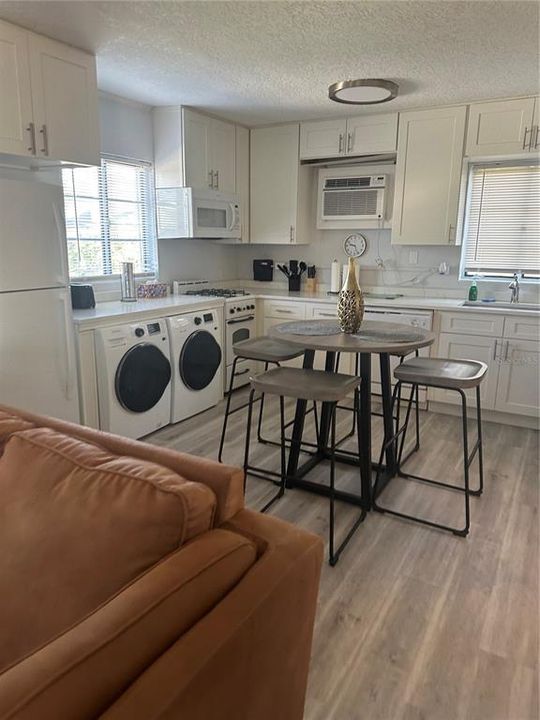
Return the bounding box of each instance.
[330,260,341,293]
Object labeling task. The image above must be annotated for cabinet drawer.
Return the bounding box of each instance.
[439,312,504,337]
[264,300,306,320]
[503,315,540,341]
[308,303,338,319]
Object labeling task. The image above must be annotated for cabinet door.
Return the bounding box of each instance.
[0,21,33,157]
[299,119,346,160]
[466,98,536,156]
[392,106,466,245]
[495,339,539,417]
[346,113,398,155]
[250,124,299,244]
[430,332,499,410]
[29,33,99,165]
[182,108,212,189]
[235,125,250,242]
[211,118,236,192]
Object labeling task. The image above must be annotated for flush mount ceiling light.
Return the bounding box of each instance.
[328,79,399,105]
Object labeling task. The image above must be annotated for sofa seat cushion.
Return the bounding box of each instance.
[0,529,257,720]
[0,427,216,672]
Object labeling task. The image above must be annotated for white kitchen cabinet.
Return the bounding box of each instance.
[250,124,311,244]
[182,108,236,192]
[392,106,467,245]
[300,119,347,160]
[0,20,33,157]
[0,20,99,165]
[495,339,540,417]
[235,125,250,243]
[299,113,397,160]
[466,97,538,156]
[347,113,398,155]
[431,332,499,410]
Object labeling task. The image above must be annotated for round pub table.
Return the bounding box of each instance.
[268,319,436,510]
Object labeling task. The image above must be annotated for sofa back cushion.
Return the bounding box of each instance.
[0,427,216,672]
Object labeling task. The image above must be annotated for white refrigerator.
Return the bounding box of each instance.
[0,175,79,422]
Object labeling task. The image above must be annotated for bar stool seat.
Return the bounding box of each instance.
[244,367,365,565]
[394,357,487,389]
[373,356,487,537]
[233,337,304,363]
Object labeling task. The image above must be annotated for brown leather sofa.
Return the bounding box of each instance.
[0,404,323,720]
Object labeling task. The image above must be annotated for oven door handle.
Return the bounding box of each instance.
[227,315,255,325]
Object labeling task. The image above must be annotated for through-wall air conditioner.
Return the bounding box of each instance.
[317,169,387,229]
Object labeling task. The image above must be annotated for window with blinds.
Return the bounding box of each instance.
[62,157,157,279]
[461,161,540,280]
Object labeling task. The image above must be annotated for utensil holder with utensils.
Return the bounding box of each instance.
[277,260,307,292]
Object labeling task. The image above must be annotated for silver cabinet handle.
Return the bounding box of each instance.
[347,132,353,153]
[504,340,511,362]
[523,126,532,150]
[492,339,498,361]
[208,170,214,188]
[27,122,36,154]
[338,133,343,153]
[448,224,455,243]
[534,125,540,150]
[275,308,293,314]
[318,312,336,317]
[39,124,49,155]
[214,170,219,189]
[289,225,294,243]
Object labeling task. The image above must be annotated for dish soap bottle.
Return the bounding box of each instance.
[468,279,478,301]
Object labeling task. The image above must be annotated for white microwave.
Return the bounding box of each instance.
[317,170,386,229]
[156,187,241,240]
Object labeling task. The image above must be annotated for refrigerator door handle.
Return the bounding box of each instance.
[59,292,76,401]
[52,202,69,285]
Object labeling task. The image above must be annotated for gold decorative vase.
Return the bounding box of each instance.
[337,257,364,334]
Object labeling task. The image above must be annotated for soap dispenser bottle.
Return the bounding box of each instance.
[468,279,478,301]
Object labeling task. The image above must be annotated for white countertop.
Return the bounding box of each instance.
[73,286,540,329]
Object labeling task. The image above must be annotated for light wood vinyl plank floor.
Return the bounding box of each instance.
[147,390,539,720]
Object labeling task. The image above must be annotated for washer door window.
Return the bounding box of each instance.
[115,343,171,413]
[180,331,222,391]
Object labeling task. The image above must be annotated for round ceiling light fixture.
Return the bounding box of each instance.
[328,78,399,105]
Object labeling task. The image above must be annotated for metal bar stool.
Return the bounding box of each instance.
[243,366,366,566]
[373,357,487,536]
[218,337,318,471]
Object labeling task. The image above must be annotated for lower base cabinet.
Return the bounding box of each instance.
[494,339,540,417]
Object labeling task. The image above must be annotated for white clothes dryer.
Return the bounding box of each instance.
[167,309,223,424]
[95,318,171,439]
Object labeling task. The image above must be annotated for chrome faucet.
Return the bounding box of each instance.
[508,273,521,303]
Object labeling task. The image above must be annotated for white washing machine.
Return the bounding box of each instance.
[95,318,172,439]
[167,309,223,424]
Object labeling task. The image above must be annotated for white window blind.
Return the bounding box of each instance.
[62,157,157,279]
[461,161,540,279]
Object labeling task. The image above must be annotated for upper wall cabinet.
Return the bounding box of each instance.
[153,107,236,192]
[392,106,466,246]
[235,125,250,243]
[299,113,397,160]
[466,97,539,156]
[251,124,311,244]
[0,20,99,165]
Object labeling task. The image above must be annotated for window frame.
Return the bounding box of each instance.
[458,157,540,284]
[63,154,158,282]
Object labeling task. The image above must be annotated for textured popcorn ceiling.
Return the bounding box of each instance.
[1,1,538,126]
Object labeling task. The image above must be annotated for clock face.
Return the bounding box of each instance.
[343,234,367,258]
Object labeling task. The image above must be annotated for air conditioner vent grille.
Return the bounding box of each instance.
[324,176,372,189]
[323,188,379,217]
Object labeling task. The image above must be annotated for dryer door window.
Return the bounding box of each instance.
[115,344,171,413]
[180,331,222,391]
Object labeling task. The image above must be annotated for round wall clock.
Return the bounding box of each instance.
[343,233,367,258]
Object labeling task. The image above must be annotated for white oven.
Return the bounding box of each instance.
[225,299,257,389]
[156,187,241,240]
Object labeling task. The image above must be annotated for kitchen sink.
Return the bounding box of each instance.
[462,300,540,311]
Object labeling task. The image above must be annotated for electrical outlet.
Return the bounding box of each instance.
[408,250,418,265]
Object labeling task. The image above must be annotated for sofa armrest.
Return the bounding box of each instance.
[0,529,256,720]
[0,404,244,525]
[100,509,324,720]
